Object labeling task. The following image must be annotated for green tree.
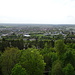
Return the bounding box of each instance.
[1,47,21,75]
[55,40,66,60]
[63,48,75,67]
[1,39,10,52]
[11,39,24,50]
[11,64,27,75]
[63,63,75,75]
[51,60,63,75]
[20,48,46,75]
[44,52,57,71]
[55,40,65,55]
[0,52,2,75]
[40,42,57,71]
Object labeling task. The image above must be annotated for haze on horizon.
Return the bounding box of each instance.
[0,0,75,24]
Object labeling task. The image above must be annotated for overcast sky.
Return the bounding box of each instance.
[0,0,75,24]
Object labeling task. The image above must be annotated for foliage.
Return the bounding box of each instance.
[11,39,24,50]
[55,40,65,55]
[11,64,27,75]
[51,60,63,75]
[63,48,75,68]
[20,48,46,75]
[63,63,75,75]
[44,52,57,71]
[1,47,21,75]
[0,38,75,75]
[0,52,2,75]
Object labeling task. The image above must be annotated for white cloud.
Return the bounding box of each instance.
[0,0,75,24]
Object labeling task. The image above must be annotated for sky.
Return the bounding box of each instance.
[0,0,75,24]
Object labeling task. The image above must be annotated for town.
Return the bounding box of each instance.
[0,24,75,41]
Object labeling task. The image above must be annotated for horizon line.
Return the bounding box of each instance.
[0,23,75,25]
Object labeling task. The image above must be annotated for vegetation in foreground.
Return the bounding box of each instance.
[0,39,75,75]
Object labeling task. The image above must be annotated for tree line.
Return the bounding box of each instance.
[0,39,75,75]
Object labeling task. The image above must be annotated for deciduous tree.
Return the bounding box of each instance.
[1,47,21,75]
[11,64,27,75]
[20,48,46,75]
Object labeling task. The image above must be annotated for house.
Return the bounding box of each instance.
[24,34,30,37]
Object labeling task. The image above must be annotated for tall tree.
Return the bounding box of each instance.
[51,60,63,75]
[55,40,65,55]
[20,48,46,75]
[55,40,66,60]
[1,47,21,75]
